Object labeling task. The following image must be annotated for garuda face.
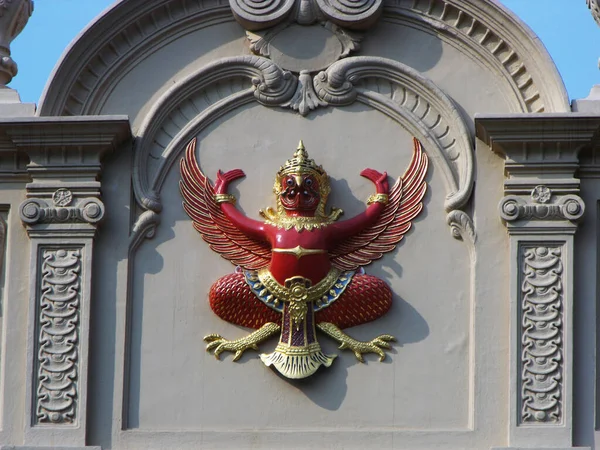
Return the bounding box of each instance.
[279,172,320,212]
[180,139,428,379]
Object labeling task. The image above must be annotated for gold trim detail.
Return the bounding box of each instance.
[260,345,336,379]
[260,208,342,231]
[272,245,327,259]
[366,193,389,205]
[259,141,344,231]
[214,193,236,204]
[257,267,342,305]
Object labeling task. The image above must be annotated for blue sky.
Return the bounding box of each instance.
[10,0,600,105]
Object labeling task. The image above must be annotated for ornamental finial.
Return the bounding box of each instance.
[0,0,34,87]
[295,140,308,160]
[279,140,324,177]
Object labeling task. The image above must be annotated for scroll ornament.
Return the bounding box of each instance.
[230,0,382,31]
[180,138,428,379]
[499,186,584,223]
[20,189,105,225]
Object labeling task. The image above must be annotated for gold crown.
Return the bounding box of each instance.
[278,140,326,177]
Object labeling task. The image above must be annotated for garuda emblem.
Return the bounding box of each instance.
[180,138,428,379]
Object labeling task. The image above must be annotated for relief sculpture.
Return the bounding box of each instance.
[180,138,428,379]
[36,248,81,424]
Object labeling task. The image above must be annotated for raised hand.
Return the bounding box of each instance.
[360,168,389,194]
[214,169,245,194]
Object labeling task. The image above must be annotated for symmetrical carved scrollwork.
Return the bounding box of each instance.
[230,0,296,31]
[37,0,569,117]
[520,246,563,424]
[132,54,475,242]
[230,0,381,30]
[282,70,327,116]
[499,188,585,223]
[35,248,81,425]
[315,0,381,28]
[20,190,105,225]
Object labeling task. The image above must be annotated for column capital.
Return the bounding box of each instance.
[0,116,131,235]
[476,113,600,234]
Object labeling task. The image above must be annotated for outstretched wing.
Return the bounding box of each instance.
[329,138,428,271]
[179,138,271,270]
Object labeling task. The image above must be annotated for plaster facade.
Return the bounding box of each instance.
[0,0,597,449]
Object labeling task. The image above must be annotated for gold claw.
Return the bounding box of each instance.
[203,323,280,361]
[317,322,396,363]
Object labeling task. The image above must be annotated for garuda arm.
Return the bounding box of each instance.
[317,138,429,359]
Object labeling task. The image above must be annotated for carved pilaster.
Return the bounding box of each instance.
[35,248,81,425]
[0,116,130,449]
[519,245,564,425]
[476,113,600,450]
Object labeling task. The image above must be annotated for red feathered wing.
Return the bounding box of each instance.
[329,138,428,271]
[179,138,271,270]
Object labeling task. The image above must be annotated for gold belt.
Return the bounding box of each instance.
[257,266,341,304]
[257,266,342,329]
[272,245,327,259]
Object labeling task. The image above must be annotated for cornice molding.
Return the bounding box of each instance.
[36,0,569,117]
[476,113,597,234]
[382,0,569,113]
[37,0,234,117]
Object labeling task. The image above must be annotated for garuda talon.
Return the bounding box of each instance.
[180,138,428,379]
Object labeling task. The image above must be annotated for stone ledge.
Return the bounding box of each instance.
[0,447,101,450]
[491,447,591,450]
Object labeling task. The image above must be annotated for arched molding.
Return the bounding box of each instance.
[381,0,569,113]
[129,54,475,245]
[314,56,473,212]
[37,0,234,117]
[37,0,568,117]
[133,55,297,212]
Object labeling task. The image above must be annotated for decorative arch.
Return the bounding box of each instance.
[37,0,569,117]
[129,54,475,244]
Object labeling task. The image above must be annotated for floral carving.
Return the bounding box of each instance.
[35,248,81,424]
[520,246,563,424]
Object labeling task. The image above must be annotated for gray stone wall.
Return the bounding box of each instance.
[0,1,596,449]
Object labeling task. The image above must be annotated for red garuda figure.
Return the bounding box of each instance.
[180,138,428,379]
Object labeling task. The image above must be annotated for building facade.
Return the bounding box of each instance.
[0,0,598,449]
